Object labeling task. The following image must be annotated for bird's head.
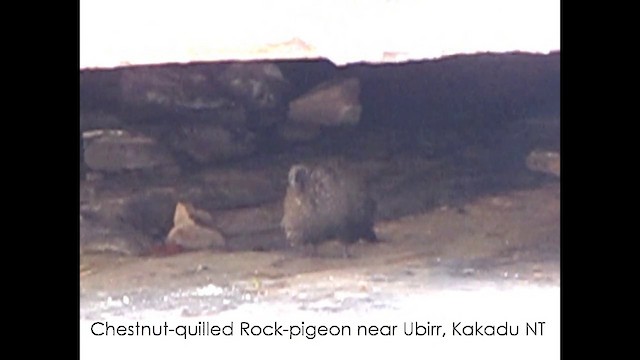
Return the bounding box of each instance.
[288,164,311,192]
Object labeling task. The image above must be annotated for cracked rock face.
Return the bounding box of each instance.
[82,130,176,172]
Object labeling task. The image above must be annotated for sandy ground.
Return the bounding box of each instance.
[80,176,559,319]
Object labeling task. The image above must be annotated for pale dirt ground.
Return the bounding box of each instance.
[80,177,559,319]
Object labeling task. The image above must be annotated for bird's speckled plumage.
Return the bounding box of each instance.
[281,162,376,251]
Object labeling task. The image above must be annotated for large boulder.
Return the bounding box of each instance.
[288,77,361,126]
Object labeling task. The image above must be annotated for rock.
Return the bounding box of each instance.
[86,62,287,127]
[282,161,377,252]
[526,150,560,177]
[210,202,283,237]
[122,189,177,239]
[169,123,256,163]
[117,64,252,125]
[180,168,285,211]
[119,65,239,120]
[80,132,85,178]
[217,63,288,110]
[80,69,122,111]
[80,188,177,241]
[165,200,284,252]
[224,229,286,252]
[288,77,361,126]
[80,215,152,256]
[83,129,175,172]
[166,203,226,250]
[80,111,122,131]
[277,123,322,142]
[208,202,286,251]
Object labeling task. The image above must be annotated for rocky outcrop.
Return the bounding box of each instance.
[81,62,296,172]
[79,53,560,257]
